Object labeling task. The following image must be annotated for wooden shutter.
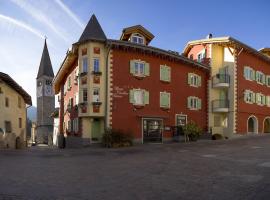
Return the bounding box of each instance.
[160,92,169,108]
[188,73,192,85]
[251,69,255,80]
[252,92,256,103]
[256,93,260,104]
[244,67,249,79]
[130,60,135,75]
[262,74,266,85]
[267,96,270,106]
[198,98,202,110]
[144,63,150,76]
[144,90,149,104]
[160,65,165,81]
[244,90,248,102]
[256,71,259,82]
[187,97,191,109]
[167,66,171,82]
[262,95,266,105]
[129,89,135,104]
[198,76,202,87]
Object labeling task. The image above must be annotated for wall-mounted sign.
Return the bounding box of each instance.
[176,114,187,126]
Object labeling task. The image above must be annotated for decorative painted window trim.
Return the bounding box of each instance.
[188,73,201,87]
[160,65,171,82]
[187,96,201,110]
[160,91,170,109]
[130,59,150,78]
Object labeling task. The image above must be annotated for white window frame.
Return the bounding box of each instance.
[257,93,264,106]
[131,33,145,44]
[244,90,254,104]
[134,61,145,77]
[188,96,201,110]
[93,58,100,72]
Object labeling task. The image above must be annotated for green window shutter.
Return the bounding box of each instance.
[166,93,170,107]
[160,92,169,108]
[160,65,167,81]
[160,93,164,107]
[262,95,266,105]
[144,90,149,104]
[188,73,192,85]
[130,60,135,74]
[267,96,270,106]
[256,93,260,104]
[252,92,256,103]
[187,96,191,108]
[251,69,255,80]
[262,74,266,85]
[167,67,171,82]
[198,98,202,110]
[266,76,270,86]
[244,67,248,79]
[256,71,259,82]
[144,62,150,76]
[129,89,135,104]
[198,76,202,87]
[244,90,247,102]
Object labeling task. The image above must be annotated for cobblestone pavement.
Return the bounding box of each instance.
[1,135,270,200]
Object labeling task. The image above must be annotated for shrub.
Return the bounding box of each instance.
[102,129,134,148]
[183,121,202,141]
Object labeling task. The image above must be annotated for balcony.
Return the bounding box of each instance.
[212,99,229,113]
[212,74,230,88]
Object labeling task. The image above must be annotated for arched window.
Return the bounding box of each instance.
[247,115,258,134]
[190,54,194,60]
[130,33,145,44]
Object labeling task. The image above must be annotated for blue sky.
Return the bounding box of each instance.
[0,0,269,106]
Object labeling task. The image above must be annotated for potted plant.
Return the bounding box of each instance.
[183,121,202,142]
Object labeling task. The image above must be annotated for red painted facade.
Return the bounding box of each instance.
[237,50,270,134]
[111,48,209,140]
[59,59,82,136]
[187,44,211,66]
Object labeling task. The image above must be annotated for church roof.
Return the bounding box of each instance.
[37,39,54,79]
[78,14,107,43]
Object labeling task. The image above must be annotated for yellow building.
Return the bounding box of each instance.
[0,72,32,148]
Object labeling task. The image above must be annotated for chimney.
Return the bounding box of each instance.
[206,33,213,39]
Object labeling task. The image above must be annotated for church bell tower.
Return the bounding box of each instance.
[36,39,55,144]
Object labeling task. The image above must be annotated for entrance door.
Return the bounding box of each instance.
[143,119,163,143]
[92,119,101,142]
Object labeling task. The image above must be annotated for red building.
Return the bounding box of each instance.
[183,36,270,137]
[53,15,209,147]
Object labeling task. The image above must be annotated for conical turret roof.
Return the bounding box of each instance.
[78,14,107,43]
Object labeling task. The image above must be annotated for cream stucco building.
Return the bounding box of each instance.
[0,72,32,148]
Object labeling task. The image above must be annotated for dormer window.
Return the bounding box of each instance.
[131,33,144,44]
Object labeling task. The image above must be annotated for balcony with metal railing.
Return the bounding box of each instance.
[212,74,230,88]
[212,99,229,112]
